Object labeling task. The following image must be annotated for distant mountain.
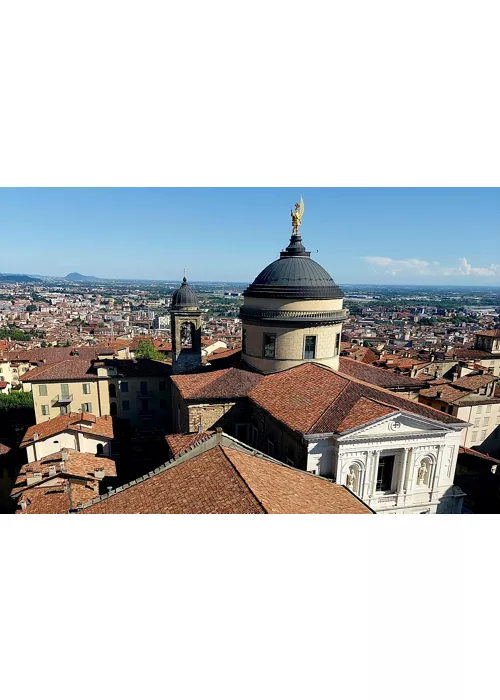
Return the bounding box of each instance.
[65,272,101,282]
[0,273,40,283]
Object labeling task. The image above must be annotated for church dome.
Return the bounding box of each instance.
[171,277,199,310]
[244,233,344,300]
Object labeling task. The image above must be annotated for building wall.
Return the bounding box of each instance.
[243,321,343,374]
[28,378,110,424]
[248,401,464,514]
[241,294,345,374]
[27,431,111,463]
[172,384,251,436]
[457,403,500,455]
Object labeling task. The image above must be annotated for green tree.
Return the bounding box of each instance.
[134,339,165,361]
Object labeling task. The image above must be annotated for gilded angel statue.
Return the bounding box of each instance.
[291,196,304,234]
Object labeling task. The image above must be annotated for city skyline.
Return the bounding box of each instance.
[0,187,499,285]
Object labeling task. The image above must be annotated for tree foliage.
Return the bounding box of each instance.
[134,339,165,361]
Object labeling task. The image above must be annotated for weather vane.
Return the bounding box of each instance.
[291,195,305,235]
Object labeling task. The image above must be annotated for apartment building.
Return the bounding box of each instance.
[20,358,172,432]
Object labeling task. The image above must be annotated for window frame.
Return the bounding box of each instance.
[263,333,276,359]
[303,334,317,360]
[39,384,48,396]
[376,455,395,493]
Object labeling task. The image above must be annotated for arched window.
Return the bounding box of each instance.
[180,322,194,348]
[109,383,116,398]
[110,401,117,416]
[96,443,104,455]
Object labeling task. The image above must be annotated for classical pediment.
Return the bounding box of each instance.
[338,411,450,440]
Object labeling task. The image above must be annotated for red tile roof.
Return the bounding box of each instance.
[248,363,464,435]
[172,367,261,400]
[79,434,372,514]
[21,413,114,448]
[166,431,215,457]
[339,358,426,389]
[12,449,117,494]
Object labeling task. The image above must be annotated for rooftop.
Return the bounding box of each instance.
[248,362,465,436]
[78,432,372,514]
[21,412,114,448]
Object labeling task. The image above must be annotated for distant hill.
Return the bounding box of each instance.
[0,273,40,283]
[65,272,101,282]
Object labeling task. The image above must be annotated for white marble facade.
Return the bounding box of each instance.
[305,413,465,514]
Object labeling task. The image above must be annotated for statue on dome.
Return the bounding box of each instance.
[291,195,305,235]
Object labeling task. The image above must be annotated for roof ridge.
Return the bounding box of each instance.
[309,375,352,433]
[218,445,268,513]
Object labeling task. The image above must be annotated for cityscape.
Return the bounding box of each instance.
[1,190,500,514]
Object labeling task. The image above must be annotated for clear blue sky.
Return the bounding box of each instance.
[0,188,499,285]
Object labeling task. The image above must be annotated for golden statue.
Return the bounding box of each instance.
[291,196,305,235]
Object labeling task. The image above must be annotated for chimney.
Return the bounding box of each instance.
[197,422,203,434]
[33,432,39,441]
[48,464,57,477]
[27,471,43,486]
[94,468,105,479]
[436,390,443,398]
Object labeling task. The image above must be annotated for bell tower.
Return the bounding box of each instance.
[170,277,202,374]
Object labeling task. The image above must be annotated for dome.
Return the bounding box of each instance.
[244,233,344,300]
[171,277,199,310]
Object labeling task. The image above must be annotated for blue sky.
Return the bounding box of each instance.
[0,188,499,284]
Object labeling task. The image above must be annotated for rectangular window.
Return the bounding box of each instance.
[477,405,483,414]
[471,431,478,442]
[122,400,130,411]
[267,439,275,458]
[140,398,149,413]
[234,423,249,444]
[41,404,49,416]
[82,383,91,394]
[481,430,487,441]
[242,328,247,354]
[263,333,276,359]
[60,405,69,415]
[81,402,92,413]
[39,384,47,396]
[376,455,395,492]
[334,332,341,356]
[304,335,316,360]
[250,425,258,447]
[474,419,480,428]
[61,383,70,398]
[486,405,492,413]
[484,417,490,426]
[159,380,166,391]
[140,381,148,395]
[120,381,129,393]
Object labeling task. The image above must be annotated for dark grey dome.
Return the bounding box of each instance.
[244,233,344,300]
[171,277,199,309]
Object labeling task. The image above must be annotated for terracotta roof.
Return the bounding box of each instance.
[20,413,114,448]
[419,385,470,404]
[19,358,97,382]
[12,449,117,495]
[15,480,97,514]
[78,434,372,514]
[458,446,500,465]
[166,431,215,457]
[453,348,496,360]
[0,443,11,456]
[452,374,497,391]
[339,358,425,389]
[248,363,464,435]
[172,367,261,400]
[475,330,500,337]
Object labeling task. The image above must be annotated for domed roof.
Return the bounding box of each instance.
[244,233,344,300]
[171,277,199,310]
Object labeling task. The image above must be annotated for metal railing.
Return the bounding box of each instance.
[239,307,349,322]
[51,394,73,406]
